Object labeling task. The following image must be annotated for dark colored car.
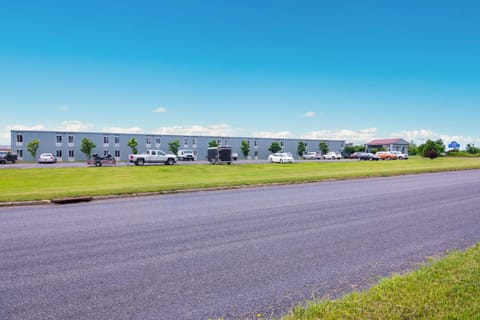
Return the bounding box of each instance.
[358,152,379,161]
[0,151,17,164]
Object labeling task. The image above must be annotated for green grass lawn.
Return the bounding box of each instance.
[1,157,480,202]
[281,244,480,320]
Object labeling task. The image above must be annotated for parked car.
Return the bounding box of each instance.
[268,152,294,163]
[177,149,196,161]
[322,152,342,160]
[38,153,57,164]
[358,152,380,161]
[350,152,364,159]
[231,152,239,161]
[375,151,397,160]
[302,151,321,160]
[0,151,17,164]
[390,151,409,160]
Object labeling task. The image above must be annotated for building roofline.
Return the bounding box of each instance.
[10,129,346,143]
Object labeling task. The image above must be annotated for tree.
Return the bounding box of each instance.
[80,138,96,159]
[466,144,480,154]
[240,140,250,159]
[435,139,446,154]
[408,141,418,156]
[208,140,219,147]
[319,142,329,155]
[268,142,282,154]
[344,145,366,157]
[27,139,40,159]
[127,137,138,154]
[418,139,442,159]
[168,140,180,155]
[297,141,306,158]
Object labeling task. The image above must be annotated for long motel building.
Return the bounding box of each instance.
[10,130,346,162]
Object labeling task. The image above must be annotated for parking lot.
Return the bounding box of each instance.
[0,158,356,169]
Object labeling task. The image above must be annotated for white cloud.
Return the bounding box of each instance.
[252,130,292,139]
[103,126,143,134]
[391,129,480,148]
[302,128,377,144]
[153,123,244,137]
[304,111,316,118]
[56,120,94,132]
[154,107,167,113]
[0,124,47,145]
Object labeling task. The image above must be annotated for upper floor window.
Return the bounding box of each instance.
[104,136,109,144]
[114,136,120,145]
[68,135,74,144]
[16,135,23,143]
[56,135,62,144]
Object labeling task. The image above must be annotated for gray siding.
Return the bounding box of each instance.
[10,130,345,162]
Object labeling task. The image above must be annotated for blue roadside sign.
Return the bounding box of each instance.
[448,141,460,149]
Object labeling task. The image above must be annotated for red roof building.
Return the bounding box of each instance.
[366,138,409,153]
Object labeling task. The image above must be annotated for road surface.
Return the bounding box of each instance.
[1,170,479,319]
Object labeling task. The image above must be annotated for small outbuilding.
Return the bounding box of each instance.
[366,138,409,154]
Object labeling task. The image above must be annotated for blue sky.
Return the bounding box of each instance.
[1,0,479,147]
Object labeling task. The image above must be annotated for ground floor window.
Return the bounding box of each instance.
[17,149,23,160]
[68,150,75,161]
[56,150,62,160]
[114,150,120,158]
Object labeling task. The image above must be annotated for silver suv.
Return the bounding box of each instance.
[390,151,409,160]
[177,149,196,161]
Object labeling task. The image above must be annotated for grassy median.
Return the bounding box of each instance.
[1,157,480,202]
[282,243,480,320]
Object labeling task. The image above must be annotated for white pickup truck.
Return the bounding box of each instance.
[129,150,177,166]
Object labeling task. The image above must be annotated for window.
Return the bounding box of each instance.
[104,136,109,144]
[56,135,62,144]
[68,150,75,160]
[17,149,23,159]
[224,139,229,146]
[68,135,74,144]
[254,150,258,158]
[192,138,197,147]
[114,136,120,145]
[104,150,110,157]
[16,135,23,143]
[114,150,120,158]
[155,137,161,146]
[146,138,151,146]
[254,140,258,147]
[183,138,189,147]
[56,150,62,158]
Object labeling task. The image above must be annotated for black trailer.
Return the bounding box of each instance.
[207,146,232,165]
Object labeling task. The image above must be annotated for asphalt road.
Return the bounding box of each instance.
[1,171,480,320]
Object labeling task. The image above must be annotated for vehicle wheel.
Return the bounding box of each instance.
[166,158,175,165]
[95,161,102,167]
[138,158,145,166]
[386,157,391,160]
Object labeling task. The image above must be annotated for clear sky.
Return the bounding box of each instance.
[1,0,479,147]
